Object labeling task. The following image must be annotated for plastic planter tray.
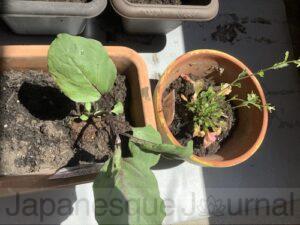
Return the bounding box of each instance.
[0,45,156,197]
[0,0,107,35]
[110,0,219,34]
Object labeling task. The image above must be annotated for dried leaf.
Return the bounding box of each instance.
[203,132,218,148]
[163,89,176,126]
[218,83,232,96]
[180,73,194,84]
[192,80,205,100]
[193,125,205,138]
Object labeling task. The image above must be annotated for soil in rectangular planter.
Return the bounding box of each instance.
[165,76,235,156]
[127,0,211,5]
[0,70,131,175]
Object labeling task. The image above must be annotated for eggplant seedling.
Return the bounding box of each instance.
[48,34,193,225]
[48,34,123,122]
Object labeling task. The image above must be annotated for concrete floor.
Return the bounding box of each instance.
[284,0,300,59]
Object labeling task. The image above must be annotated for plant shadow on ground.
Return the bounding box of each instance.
[0,188,77,225]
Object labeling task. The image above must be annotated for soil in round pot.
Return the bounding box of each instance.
[0,70,131,175]
[127,0,210,5]
[164,74,236,157]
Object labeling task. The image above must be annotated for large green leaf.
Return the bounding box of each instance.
[131,125,193,160]
[48,33,117,103]
[129,126,162,168]
[93,125,193,225]
[93,147,166,225]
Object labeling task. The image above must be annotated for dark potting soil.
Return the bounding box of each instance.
[0,70,130,175]
[127,0,210,5]
[165,76,235,156]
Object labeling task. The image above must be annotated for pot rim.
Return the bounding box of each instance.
[0,0,107,17]
[154,49,268,167]
[110,0,219,21]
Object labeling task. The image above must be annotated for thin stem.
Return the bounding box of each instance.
[232,102,272,110]
[232,59,299,86]
[232,104,249,110]
[120,133,158,147]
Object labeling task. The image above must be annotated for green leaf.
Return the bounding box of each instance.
[272,62,289,70]
[93,147,166,225]
[85,102,92,113]
[233,82,242,88]
[131,125,193,160]
[266,104,276,113]
[284,51,290,61]
[48,33,117,103]
[257,70,265,77]
[80,114,89,121]
[130,126,162,167]
[157,141,193,160]
[238,70,248,79]
[111,102,124,115]
[132,126,162,144]
[247,92,260,102]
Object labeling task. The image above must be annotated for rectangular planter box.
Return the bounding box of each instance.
[0,0,107,35]
[0,45,156,197]
[110,0,219,34]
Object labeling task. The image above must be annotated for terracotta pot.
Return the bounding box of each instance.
[0,45,156,197]
[154,50,268,167]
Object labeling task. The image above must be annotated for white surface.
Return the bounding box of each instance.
[1,0,300,224]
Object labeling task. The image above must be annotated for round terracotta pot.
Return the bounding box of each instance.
[154,50,268,167]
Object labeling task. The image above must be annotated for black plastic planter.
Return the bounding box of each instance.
[0,0,107,35]
[110,0,219,34]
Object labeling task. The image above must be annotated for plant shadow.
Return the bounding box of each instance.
[0,188,77,225]
[18,82,76,121]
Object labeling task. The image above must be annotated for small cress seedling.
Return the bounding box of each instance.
[183,51,300,148]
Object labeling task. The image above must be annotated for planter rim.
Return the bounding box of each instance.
[154,49,268,168]
[0,0,107,17]
[110,0,219,21]
[0,44,156,130]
